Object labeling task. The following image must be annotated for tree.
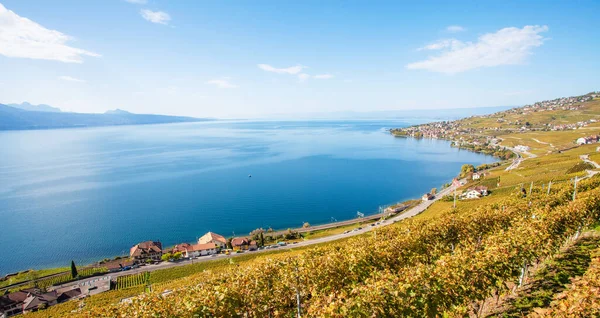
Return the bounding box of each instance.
[430,188,437,195]
[173,252,182,260]
[459,164,475,178]
[259,232,265,247]
[70,260,78,279]
[302,222,311,228]
[226,238,233,250]
[161,253,172,262]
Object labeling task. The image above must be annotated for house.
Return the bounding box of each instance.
[231,237,253,251]
[130,241,163,263]
[103,259,135,272]
[198,232,227,249]
[0,286,86,317]
[0,289,29,317]
[514,145,530,152]
[22,290,59,313]
[576,135,600,145]
[460,186,488,200]
[472,172,481,180]
[421,193,434,202]
[384,204,408,214]
[174,243,218,258]
[56,288,83,303]
[249,241,258,251]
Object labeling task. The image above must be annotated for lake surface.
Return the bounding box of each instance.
[0,120,496,274]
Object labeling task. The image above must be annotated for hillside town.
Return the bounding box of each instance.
[390,92,600,157]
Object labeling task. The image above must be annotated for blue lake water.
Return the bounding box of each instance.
[0,120,496,274]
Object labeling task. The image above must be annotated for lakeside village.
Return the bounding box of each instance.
[391,92,600,156]
[0,169,500,318]
[0,230,295,316]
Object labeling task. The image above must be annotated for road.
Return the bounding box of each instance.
[54,181,462,292]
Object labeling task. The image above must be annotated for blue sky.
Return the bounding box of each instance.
[0,0,598,118]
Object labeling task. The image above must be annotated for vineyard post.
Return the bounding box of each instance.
[573,176,578,201]
[453,187,456,209]
[529,181,533,196]
[547,181,552,195]
[294,265,301,318]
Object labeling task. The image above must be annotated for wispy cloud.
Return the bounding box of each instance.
[407,25,549,74]
[125,0,147,4]
[206,79,238,89]
[297,73,310,82]
[446,25,466,33]
[58,76,86,83]
[140,9,171,25]
[313,74,334,79]
[418,39,463,51]
[0,3,100,63]
[258,64,306,75]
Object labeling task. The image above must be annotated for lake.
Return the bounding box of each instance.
[0,120,496,274]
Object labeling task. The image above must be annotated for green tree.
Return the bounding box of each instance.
[226,238,233,250]
[459,164,475,178]
[173,252,182,260]
[70,260,78,279]
[302,222,311,228]
[161,253,172,262]
[259,232,265,247]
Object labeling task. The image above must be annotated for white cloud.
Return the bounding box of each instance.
[258,64,306,75]
[418,38,463,51]
[206,79,238,89]
[140,9,171,25]
[446,25,466,33]
[0,3,100,63]
[407,25,549,74]
[314,74,334,79]
[297,73,310,82]
[58,76,85,83]
[125,0,147,4]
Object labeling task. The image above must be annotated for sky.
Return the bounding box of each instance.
[0,1,598,118]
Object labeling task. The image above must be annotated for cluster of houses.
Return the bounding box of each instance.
[1,287,83,317]
[0,232,257,317]
[120,232,258,267]
[505,93,595,115]
[576,135,600,145]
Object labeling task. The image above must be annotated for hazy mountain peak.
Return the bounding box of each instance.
[105,109,132,115]
[7,102,61,113]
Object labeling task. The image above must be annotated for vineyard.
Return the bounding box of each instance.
[6,267,108,292]
[67,176,600,317]
[115,272,150,290]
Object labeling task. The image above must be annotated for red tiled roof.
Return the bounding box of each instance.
[231,237,249,246]
[130,241,162,258]
[186,243,217,252]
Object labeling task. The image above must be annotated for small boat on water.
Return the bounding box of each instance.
[248,174,252,178]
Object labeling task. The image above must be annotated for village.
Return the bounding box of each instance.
[390,92,600,159]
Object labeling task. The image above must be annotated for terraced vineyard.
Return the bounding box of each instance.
[63,176,600,317]
[115,272,150,290]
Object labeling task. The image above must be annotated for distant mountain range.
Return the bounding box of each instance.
[8,102,62,113]
[0,103,210,131]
